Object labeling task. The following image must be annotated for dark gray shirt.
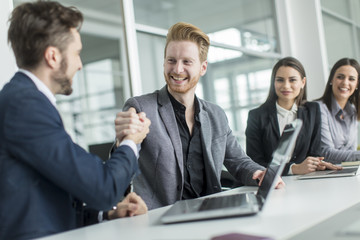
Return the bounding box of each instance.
[317,96,360,163]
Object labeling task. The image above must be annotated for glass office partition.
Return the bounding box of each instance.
[321,0,351,17]
[134,0,279,54]
[204,56,276,144]
[321,0,360,67]
[322,14,356,67]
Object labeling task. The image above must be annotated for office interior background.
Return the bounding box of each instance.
[0,0,360,151]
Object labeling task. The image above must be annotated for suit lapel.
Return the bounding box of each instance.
[198,101,221,193]
[293,105,305,154]
[198,105,216,171]
[269,103,281,139]
[158,87,184,177]
[198,100,217,182]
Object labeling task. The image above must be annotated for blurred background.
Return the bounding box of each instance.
[1,0,360,151]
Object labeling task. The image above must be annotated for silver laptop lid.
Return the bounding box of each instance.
[256,119,303,208]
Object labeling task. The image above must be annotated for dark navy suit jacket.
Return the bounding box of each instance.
[245,100,322,175]
[0,72,138,240]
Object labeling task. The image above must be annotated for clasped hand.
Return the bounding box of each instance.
[107,192,148,219]
[115,107,151,144]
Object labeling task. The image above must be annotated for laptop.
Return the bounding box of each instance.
[160,119,303,224]
[297,164,360,180]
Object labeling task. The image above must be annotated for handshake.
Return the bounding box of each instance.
[114,107,151,144]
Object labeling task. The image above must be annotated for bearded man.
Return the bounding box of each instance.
[0,1,150,239]
[115,22,284,210]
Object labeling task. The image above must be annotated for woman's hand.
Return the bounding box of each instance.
[291,157,324,175]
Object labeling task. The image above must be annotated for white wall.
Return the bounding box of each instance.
[0,0,16,90]
[276,0,328,101]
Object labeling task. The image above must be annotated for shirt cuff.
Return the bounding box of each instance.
[98,211,104,222]
[288,163,295,175]
[119,139,139,158]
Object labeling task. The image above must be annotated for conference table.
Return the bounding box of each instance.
[40,174,360,240]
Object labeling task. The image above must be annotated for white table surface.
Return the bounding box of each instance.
[40,175,360,240]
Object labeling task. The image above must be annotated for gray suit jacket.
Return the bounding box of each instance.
[124,86,264,209]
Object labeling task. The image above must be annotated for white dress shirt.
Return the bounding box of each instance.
[276,101,298,174]
[276,101,298,135]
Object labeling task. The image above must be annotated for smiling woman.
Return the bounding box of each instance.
[316,58,360,164]
[245,57,325,176]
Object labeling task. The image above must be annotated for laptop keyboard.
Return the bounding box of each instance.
[199,194,248,211]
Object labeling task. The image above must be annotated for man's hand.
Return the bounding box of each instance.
[115,107,151,144]
[252,170,285,189]
[107,192,148,219]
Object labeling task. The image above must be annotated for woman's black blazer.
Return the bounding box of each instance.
[245,101,322,175]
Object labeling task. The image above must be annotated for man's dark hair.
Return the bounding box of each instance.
[8,0,83,70]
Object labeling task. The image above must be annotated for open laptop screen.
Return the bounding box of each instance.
[256,120,302,205]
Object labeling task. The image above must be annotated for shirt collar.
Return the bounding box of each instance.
[19,69,57,106]
[276,101,298,117]
[167,88,200,116]
[330,94,356,118]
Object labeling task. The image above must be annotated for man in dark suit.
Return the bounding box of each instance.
[115,22,284,210]
[0,1,150,240]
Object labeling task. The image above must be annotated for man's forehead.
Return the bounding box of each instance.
[165,41,200,58]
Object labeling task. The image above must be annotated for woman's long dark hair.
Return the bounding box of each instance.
[317,58,360,120]
[265,57,307,106]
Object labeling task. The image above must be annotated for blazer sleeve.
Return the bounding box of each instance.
[123,97,142,112]
[223,128,265,186]
[4,89,138,211]
[245,109,269,168]
[214,107,265,186]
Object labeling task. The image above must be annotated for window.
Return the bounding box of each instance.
[321,0,360,67]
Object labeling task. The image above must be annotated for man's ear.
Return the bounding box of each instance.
[200,60,208,76]
[44,46,61,69]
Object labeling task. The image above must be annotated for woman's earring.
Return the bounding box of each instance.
[330,82,332,85]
